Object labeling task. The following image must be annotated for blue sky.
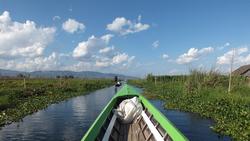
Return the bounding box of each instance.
[0,0,250,77]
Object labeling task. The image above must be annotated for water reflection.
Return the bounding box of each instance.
[115,87,118,93]
[0,86,117,141]
[150,100,231,141]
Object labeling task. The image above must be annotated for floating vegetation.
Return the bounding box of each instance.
[129,70,250,141]
[0,78,113,127]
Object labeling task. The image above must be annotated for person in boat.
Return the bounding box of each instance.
[114,76,121,87]
[116,81,121,87]
[114,76,118,83]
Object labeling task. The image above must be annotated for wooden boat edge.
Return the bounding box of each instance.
[81,93,117,141]
[82,84,188,141]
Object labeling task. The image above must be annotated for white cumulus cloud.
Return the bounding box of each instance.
[152,40,159,48]
[162,54,169,59]
[73,34,135,68]
[95,54,135,68]
[225,42,230,47]
[0,11,56,59]
[99,46,114,54]
[176,47,214,64]
[112,53,129,64]
[0,52,66,71]
[95,61,110,67]
[53,16,61,21]
[100,34,114,43]
[72,34,113,59]
[106,16,150,35]
[62,18,85,33]
[0,11,135,72]
[216,47,249,65]
[217,42,230,50]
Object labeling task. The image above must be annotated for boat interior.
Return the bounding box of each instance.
[95,96,173,141]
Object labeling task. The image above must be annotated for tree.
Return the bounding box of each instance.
[17,73,24,78]
[146,73,154,82]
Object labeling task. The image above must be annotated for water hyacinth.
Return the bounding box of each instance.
[0,78,113,127]
[128,70,250,141]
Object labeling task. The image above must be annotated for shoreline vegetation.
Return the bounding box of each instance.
[128,70,250,141]
[0,78,113,127]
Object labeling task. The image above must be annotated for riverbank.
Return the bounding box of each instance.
[0,78,113,127]
[129,71,250,141]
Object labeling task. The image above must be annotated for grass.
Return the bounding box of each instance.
[0,78,113,127]
[129,70,250,141]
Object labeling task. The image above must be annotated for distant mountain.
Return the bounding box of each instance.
[0,69,137,79]
[0,69,25,77]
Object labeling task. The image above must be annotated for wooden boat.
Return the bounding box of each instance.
[115,82,122,87]
[82,84,188,141]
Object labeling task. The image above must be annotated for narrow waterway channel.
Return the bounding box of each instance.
[150,100,231,141]
[0,86,231,141]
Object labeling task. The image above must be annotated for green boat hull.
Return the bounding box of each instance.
[82,84,188,141]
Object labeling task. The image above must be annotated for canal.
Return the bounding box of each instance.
[0,86,231,141]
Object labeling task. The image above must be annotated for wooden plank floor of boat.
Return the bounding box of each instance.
[110,116,155,141]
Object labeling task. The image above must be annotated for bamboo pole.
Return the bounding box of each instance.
[154,76,157,85]
[228,48,235,94]
[23,77,26,89]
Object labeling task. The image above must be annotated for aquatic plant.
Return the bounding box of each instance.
[128,70,250,141]
[0,78,113,127]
